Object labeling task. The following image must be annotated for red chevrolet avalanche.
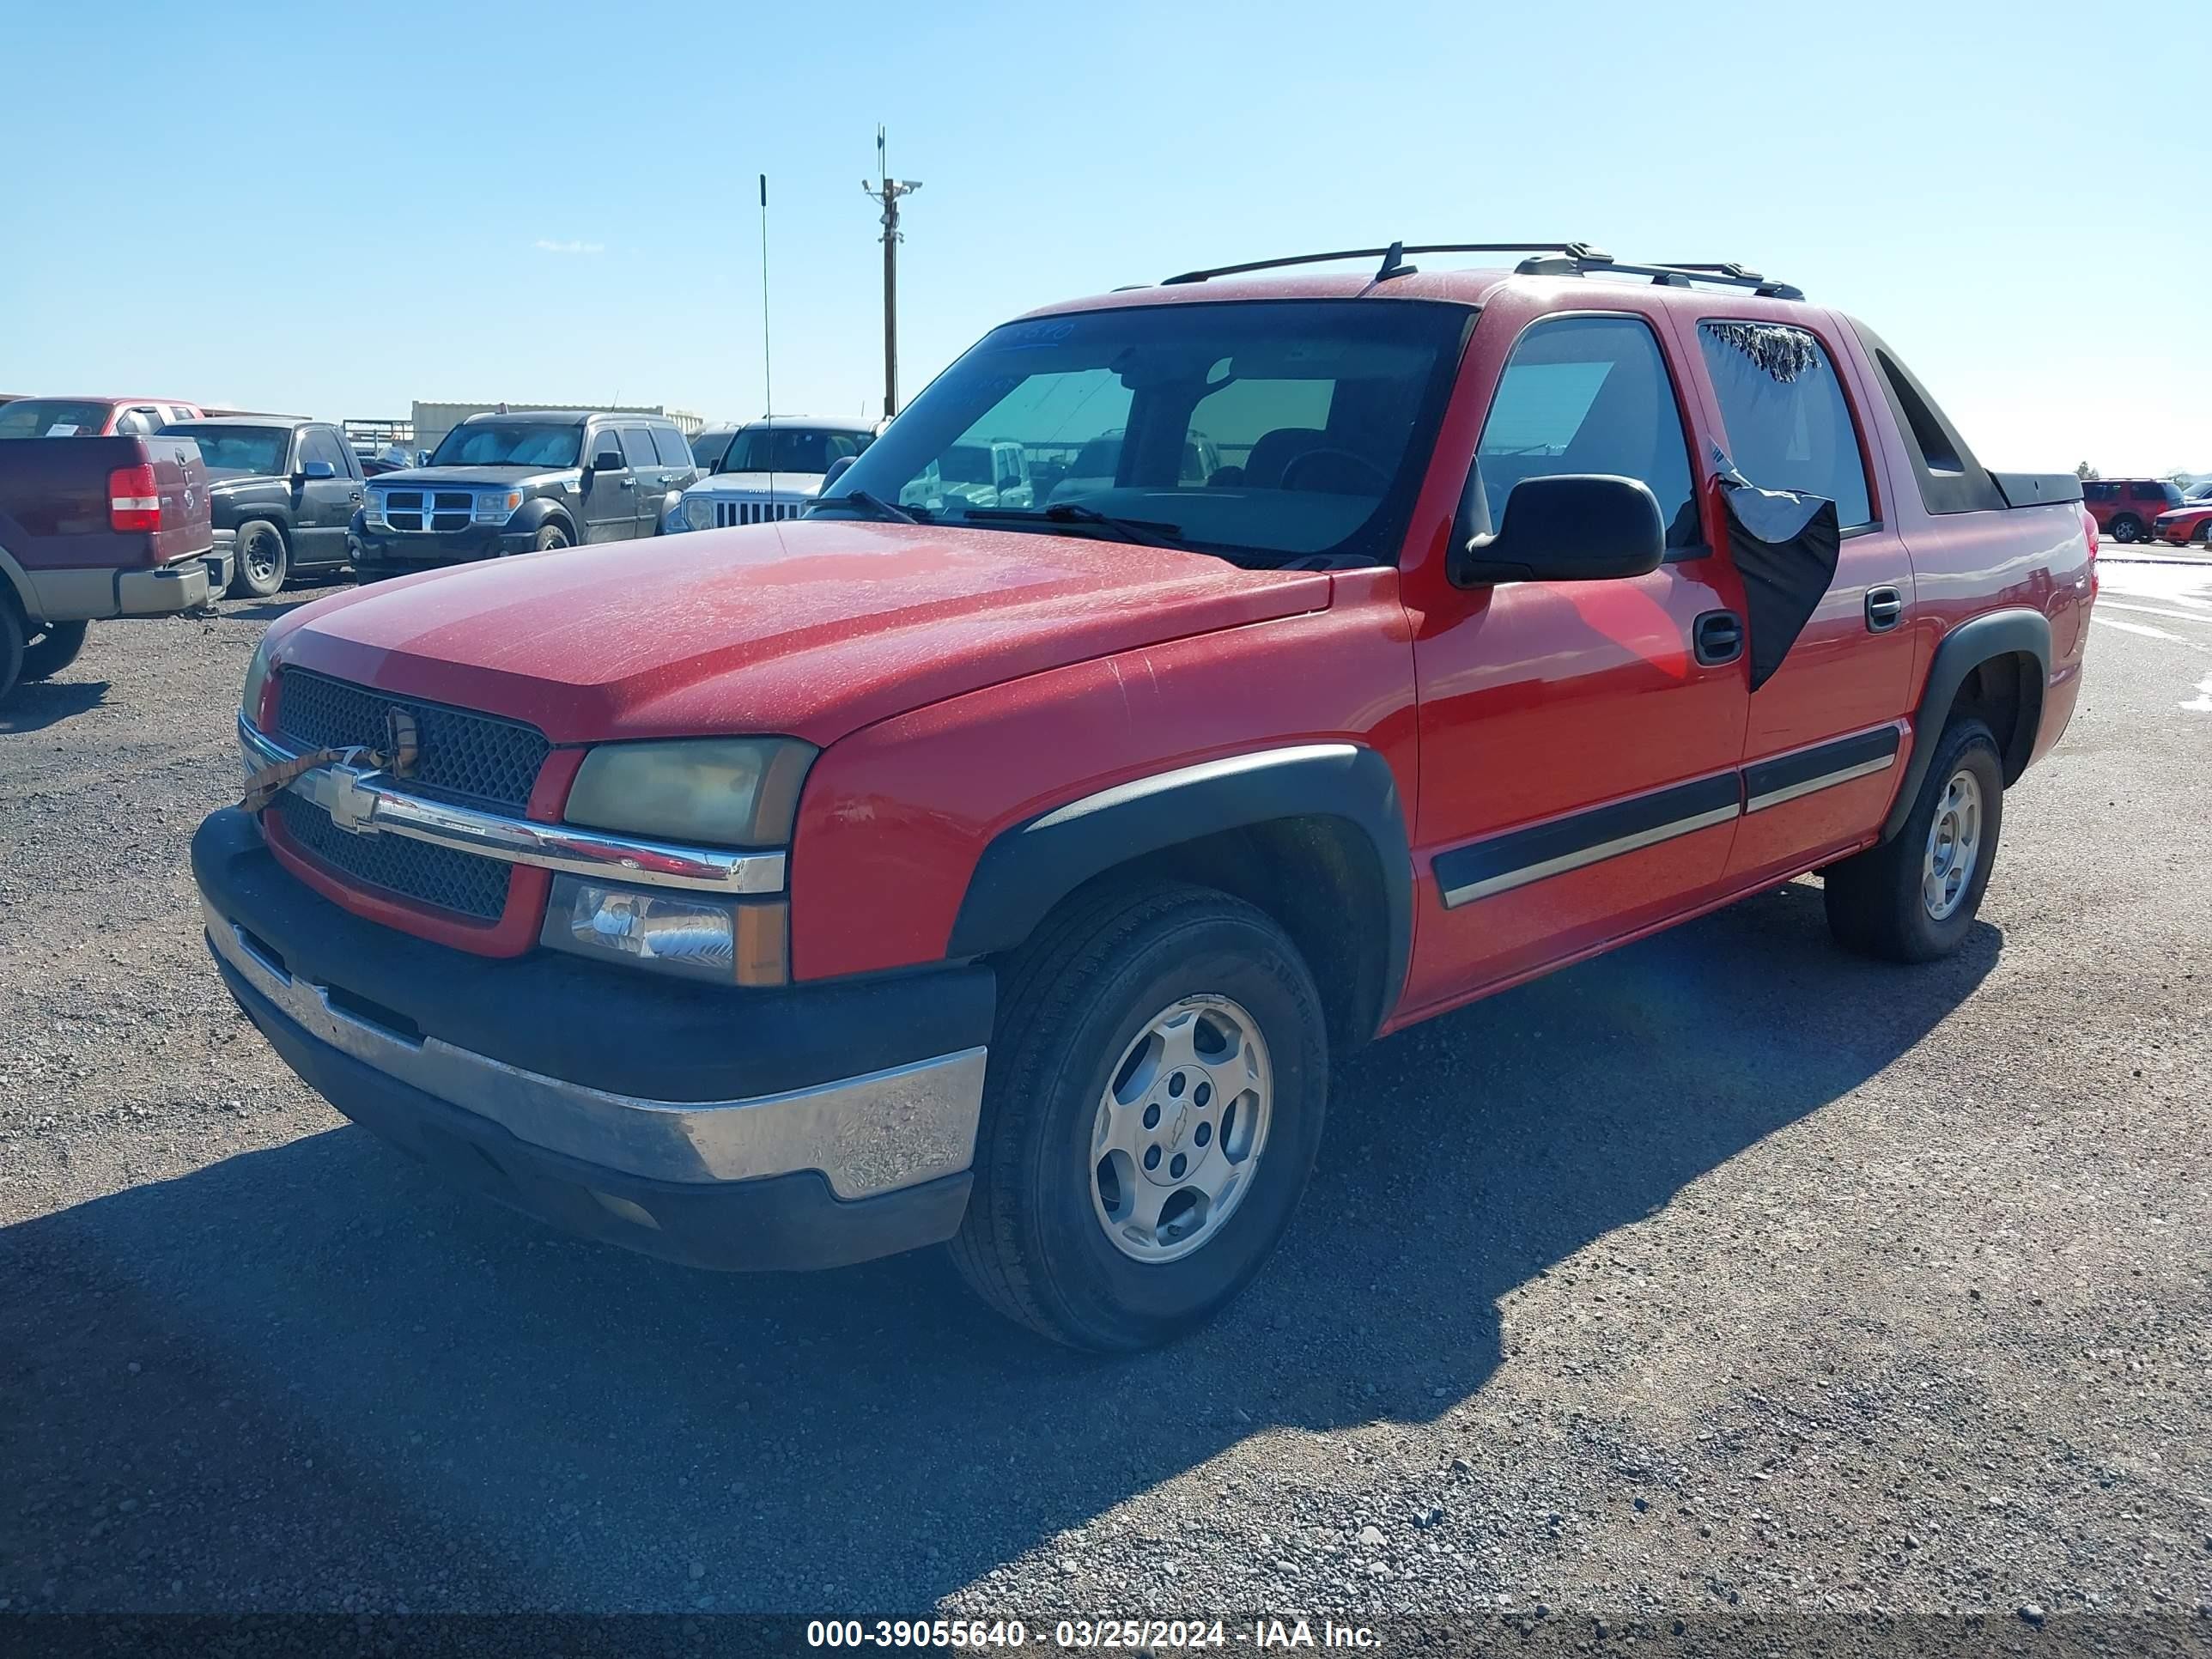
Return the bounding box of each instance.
[195,244,2094,1350]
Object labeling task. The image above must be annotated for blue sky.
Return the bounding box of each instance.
[3,0,2203,474]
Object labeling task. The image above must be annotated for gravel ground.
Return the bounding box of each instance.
[1,568,2208,1638]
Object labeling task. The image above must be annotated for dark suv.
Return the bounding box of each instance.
[166,417,367,597]
[2081,477,2184,544]
[352,410,698,580]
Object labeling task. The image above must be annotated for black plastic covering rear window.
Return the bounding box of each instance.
[1844,320,2005,516]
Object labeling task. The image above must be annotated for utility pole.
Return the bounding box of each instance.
[862,126,921,422]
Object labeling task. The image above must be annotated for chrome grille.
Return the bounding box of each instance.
[276,795,510,921]
[384,489,424,532]
[713,499,806,527]
[276,669,549,811]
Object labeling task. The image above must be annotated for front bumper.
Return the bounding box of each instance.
[355,522,538,573]
[192,807,994,1270]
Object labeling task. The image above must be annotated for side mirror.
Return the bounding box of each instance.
[590,447,625,472]
[300,459,337,481]
[821,454,856,490]
[1450,472,1665,587]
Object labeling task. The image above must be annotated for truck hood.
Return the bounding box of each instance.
[367,464,577,491]
[692,469,828,496]
[264,520,1334,746]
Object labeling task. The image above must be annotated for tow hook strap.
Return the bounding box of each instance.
[240,709,419,814]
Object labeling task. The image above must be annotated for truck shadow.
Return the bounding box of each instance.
[0,678,108,734]
[0,882,1999,1612]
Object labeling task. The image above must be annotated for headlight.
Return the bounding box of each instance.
[240,635,275,731]
[364,489,387,526]
[475,489,523,523]
[682,494,714,532]
[539,876,787,985]
[563,737,816,848]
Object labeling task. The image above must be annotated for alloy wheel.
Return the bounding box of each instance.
[1922,768,1984,921]
[1090,994,1273,1264]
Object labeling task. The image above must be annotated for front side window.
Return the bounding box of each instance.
[1697,321,1873,528]
[301,428,350,473]
[1476,315,1700,550]
[824,300,1469,567]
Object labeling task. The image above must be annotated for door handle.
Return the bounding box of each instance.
[1864,586,1905,632]
[1693,610,1744,666]
[617,477,636,489]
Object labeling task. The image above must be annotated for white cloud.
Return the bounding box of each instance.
[532,238,605,255]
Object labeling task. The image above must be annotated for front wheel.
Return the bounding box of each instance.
[229,520,289,598]
[19,619,89,682]
[951,881,1328,1351]
[1822,716,2004,963]
[531,524,571,553]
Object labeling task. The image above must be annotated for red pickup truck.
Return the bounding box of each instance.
[193,244,2094,1350]
[1,434,222,703]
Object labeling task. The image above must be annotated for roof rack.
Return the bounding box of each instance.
[1516,250,1803,301]
[1160,242,1612,286]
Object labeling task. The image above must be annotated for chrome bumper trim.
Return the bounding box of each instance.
[238,714,787,896]
[207,903,986,1199]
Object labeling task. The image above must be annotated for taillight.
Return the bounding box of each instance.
[2081,505,2100,597]
[109,464,162,532]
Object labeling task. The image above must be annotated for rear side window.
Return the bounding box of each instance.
[651,426,693,467]
[1697,321,1872,529]
[618,426,659,467]
[1477,315,1700,550]
[2132,481,2171,502]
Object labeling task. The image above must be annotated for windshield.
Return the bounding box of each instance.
[822,300,1468,566]
[716,425,872,475]
[168,424,289,475]
[0,398,111,438]
[429,422,580,468]
[2187,482,2212,502]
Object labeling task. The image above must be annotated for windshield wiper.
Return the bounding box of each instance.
[958,501,1190,550]
[811,489,922,524]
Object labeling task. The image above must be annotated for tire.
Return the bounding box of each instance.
[0,600,24,705]
[229,520,289,598]
[2108,514,2143,544]
[1822,716,2004,963]
[531,524,571,553]
[19,619,88,682]
[950,880,1329,1352]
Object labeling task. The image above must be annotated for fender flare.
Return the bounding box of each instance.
[1882,608,2051,842]
[946,743,1413,1028]
[510,497,577,541]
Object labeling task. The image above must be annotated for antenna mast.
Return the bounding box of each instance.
[862,126,921,421]
[760,173,775,501]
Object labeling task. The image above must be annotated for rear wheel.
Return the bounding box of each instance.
[950,881,1328,1351]
[230,520,289,598]
[1822,716,2004,963]
[2108,514,2143,544]
[19,619,89,682]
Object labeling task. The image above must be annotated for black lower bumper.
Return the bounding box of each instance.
[354,523,537,574]
[217,951,971,1270]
